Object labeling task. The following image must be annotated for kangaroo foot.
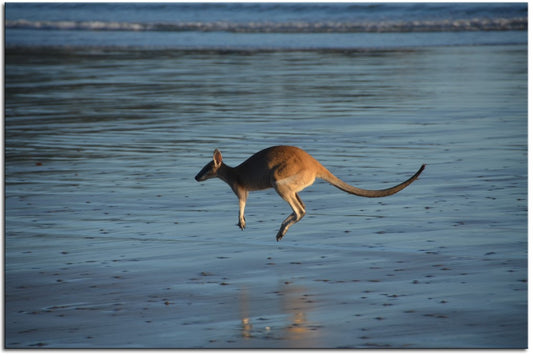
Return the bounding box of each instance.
[276,226,288,241]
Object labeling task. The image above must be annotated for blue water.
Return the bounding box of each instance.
[6,3,527,49]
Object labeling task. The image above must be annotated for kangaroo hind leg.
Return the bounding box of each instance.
[275,188,306,242]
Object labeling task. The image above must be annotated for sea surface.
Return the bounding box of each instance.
[5,2,527,49]
[5,3,528,349]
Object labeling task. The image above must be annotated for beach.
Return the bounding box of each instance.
[5,229,526,348]
[5,3,527,349]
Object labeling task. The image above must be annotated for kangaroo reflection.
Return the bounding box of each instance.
[281,284,310,340]
[239,282,320,347]
[239,288,253,339]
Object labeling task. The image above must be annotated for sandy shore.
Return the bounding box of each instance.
[5,229,526,348]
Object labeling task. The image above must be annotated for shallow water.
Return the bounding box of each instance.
[5,4,527,347]
[6,45,527,250]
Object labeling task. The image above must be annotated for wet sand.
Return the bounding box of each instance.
[5,229,526,348]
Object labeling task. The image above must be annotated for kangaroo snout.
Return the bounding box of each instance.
[195,172,209,182]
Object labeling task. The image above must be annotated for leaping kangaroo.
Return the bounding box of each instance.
[195,145,425,241]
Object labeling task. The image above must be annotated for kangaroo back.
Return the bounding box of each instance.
[318,164,425,198]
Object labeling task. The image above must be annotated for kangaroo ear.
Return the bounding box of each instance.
[213,149,223,167]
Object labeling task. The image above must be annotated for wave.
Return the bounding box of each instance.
[6,17,527,34]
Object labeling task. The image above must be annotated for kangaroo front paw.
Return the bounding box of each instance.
[237,218,246,230]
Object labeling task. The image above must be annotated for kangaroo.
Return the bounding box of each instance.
[195,145,425,241]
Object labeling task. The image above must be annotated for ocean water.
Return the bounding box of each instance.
[5,3,528,349]
[5,3,527,49]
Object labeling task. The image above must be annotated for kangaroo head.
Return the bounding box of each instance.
[195,149,223,182]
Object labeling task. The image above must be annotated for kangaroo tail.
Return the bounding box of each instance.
[318,164,425,198]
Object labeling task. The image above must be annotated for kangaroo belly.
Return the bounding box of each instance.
[241,177,273,191]
[275,172,316,192]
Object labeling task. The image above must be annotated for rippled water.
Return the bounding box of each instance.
[6,45,527,251]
